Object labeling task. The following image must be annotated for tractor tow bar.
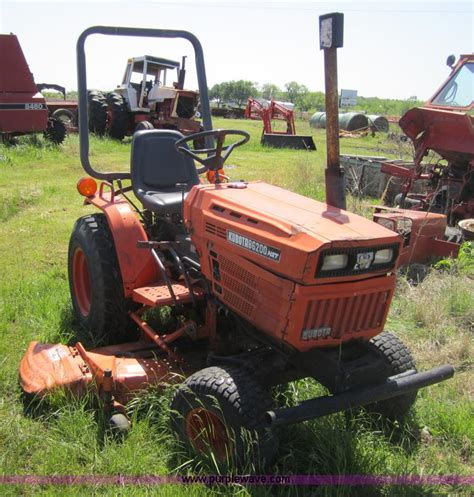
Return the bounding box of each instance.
[265,364,454,427]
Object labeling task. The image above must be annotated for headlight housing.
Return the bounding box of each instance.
[316,244,399,277]
[375,218,396,231]
[373,248,394,265]
[321,254,349,271]
[396,217,412,235]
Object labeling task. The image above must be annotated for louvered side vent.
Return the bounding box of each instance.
[222,290,256,317]
[219,255,257,318]
[205,222,216,235]
[220,256,258,288]
[205,222,226,239]
[303,290,390,339]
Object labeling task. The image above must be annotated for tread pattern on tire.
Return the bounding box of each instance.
[88,90,107,135]
[68,213,132,343]
[367,331,418,419]
[43,117,66,144]
[171,365,277,467]
[183,366,272,429]
[107,92,128,140]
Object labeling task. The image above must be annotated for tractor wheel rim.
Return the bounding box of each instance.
[185,408,232,460]
[72,247,91,316]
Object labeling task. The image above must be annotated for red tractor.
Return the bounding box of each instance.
[20,26,454,467]
[244,97,316,150]
[88,54,201,140]
[382,54,474,224]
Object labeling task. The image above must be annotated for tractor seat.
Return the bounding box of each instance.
[131,129,199,216]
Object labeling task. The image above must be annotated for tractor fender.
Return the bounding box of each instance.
[85,191,157,297]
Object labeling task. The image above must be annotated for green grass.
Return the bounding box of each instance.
[0,119,472,496]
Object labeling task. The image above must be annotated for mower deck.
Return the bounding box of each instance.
[19,337,211,405]
[19,340,193,403]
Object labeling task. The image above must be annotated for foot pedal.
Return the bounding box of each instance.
[132,283,203,307]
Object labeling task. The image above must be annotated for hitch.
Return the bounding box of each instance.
[266,364,454,427]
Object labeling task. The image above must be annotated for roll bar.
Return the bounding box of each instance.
[76,26,213,181]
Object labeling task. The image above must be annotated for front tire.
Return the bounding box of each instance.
[366,332,418,419]
[171,365,278,468]
[134,120,154,133]
[68,213,133,344]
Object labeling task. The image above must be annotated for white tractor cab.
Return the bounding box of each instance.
[118,55,190,112]
[87,54,202,140]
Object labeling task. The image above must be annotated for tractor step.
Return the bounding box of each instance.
[132,282,203,307]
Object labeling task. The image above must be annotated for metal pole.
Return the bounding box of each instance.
[323,48,346,209]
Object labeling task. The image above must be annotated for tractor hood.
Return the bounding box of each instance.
[186,181,399,251]
[185,182,400,283]
[399,106,474,164]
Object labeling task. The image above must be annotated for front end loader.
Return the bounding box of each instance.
[19,25,454,467]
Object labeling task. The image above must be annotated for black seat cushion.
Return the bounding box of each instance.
[131,129,200,215]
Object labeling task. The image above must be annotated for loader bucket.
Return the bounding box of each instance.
[261,133,316,150]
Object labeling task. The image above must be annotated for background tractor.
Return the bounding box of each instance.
[88,54,201,140]
[19,25,454,468]
[382,53,474,225]
[0,34,67,144]
[244,97,316,150]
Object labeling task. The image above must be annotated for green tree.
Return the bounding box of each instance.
[284,81,308,104]
[209,83,226,108]
[260,83,281,100]
[221,80,259,107]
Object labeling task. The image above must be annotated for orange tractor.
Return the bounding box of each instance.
[20,25,454,466]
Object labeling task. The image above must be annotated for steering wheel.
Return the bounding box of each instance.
[175,129,250,176]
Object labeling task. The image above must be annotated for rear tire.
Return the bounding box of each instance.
[68,213,134,344]
[43,117,66,144]
[107,92,128,140]
[171,365,278,469]
[365,332,418,420]
[88,90,107,136]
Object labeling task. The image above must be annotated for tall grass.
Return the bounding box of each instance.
[0,121,472,496]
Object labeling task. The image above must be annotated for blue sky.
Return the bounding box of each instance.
[1,0,472,100]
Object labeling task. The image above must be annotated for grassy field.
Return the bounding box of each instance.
[0,118,472,496]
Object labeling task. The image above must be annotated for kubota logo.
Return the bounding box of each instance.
[227,231,281,262]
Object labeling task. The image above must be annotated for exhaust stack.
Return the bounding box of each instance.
[177,55,187,89]
[319,13,346,210]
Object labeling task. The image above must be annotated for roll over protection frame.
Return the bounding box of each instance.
[76,26,213,181]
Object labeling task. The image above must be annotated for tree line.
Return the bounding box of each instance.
[209,80,424,116]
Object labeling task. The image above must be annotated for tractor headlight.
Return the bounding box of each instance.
[373,248,394,265]
[376,218,396,231]
[396,217,412,235]
[321,254,348,271]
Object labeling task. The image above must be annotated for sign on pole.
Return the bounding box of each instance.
[340,89,357,107]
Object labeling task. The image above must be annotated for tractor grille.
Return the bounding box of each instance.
[219,255,257,317]
[303,289,390,338]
